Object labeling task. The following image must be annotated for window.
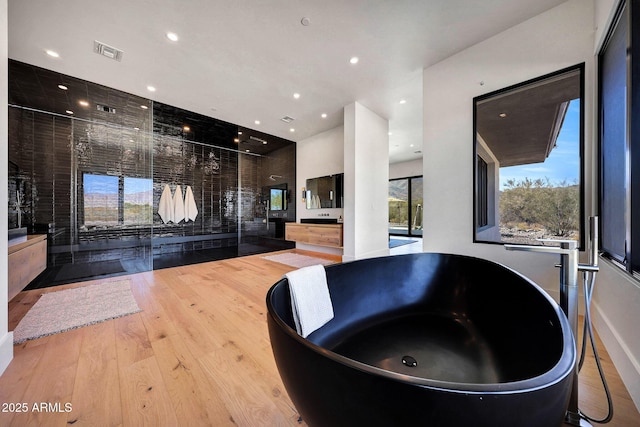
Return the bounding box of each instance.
[83,173,152,227]
[473,65,584,247]
[389,176,423,237]
[83,174,119,226]
[270,188,286,211]
[124,177,153,225]
[599,0,640,274]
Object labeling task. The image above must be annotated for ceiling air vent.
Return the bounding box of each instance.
[280,116,295,123]
[93,40,124,62]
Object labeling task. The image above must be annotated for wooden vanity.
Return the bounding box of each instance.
[8,234,47,301]
[285,223,343,248]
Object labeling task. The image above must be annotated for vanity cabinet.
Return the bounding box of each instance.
[8,234,47,301]
[285,223,343,248]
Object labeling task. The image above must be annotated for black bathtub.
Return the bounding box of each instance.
[266,253,575,427]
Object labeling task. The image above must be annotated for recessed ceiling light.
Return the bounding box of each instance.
[58,84,68,90]
[388,132,392,136]
[245,149,250,152]
[141,105,148,109]
[301,17,311,26]
[79,100,89,107]
[290,128,295,133]
[134,127,140,130]
[410,144,414,148]
[234,138,240,143]
[399,99,407,105]
[183,126,190,132]
[46,50,60,58]
[349,56,359,64]
[238,131,243,135]
[254,120,260,125]
[321,113,327,118]
[166,32,179,42]
[147,85,156,92]
[499,112,507,118]
[65,110,74,115]
[293,93,300,99]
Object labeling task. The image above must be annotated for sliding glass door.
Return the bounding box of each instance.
[389,176,423,237]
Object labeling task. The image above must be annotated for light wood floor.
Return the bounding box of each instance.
[1,250,638,426]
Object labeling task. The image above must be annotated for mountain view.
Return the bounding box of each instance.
[83,174,153,225]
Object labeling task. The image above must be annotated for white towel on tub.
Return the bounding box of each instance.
[285,264,334,338]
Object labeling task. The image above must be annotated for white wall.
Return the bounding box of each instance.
[389,158,422,180]
[0,0,14,375]
[590,0,640,410]
[295,125,344,255]
[343,102,389,261]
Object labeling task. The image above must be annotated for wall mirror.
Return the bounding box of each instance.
[305,174,344,209]
[473,64,584,247]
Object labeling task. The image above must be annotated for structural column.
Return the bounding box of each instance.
[342,102,389,261]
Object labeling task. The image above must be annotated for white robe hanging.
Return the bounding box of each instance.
[158,184,174,224]
[173,185,185,223]
[184,186,198,222]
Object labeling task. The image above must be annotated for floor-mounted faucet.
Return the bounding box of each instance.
[505,217,600,427]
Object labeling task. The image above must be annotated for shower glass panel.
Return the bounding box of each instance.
[7,106,154,288]
[71,118,154,280]
[237,137,296,256]
[150,132,240,269]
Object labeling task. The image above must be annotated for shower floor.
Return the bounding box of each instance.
[25,238,294,290]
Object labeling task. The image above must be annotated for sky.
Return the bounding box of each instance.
[499,99,580,190]
[84,174,152,194]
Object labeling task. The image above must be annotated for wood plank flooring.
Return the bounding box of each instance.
[1,249,638,426]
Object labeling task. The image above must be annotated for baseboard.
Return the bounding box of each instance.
[591,300,640,412]
[0,331,14,376]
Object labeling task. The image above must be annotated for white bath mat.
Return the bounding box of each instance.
[13,279,141,344]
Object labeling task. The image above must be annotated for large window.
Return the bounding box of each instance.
[389,176,423,237]
[474,65,584,247]
[83,173,152,227]
[599,0,640,274]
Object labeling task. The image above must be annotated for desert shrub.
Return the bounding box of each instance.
[500,178,578,236]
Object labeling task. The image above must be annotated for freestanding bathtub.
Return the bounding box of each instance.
[266,253,575,427]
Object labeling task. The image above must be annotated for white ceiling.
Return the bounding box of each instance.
[7,0,567,164]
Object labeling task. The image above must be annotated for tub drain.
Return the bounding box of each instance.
[401,355,417,367]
